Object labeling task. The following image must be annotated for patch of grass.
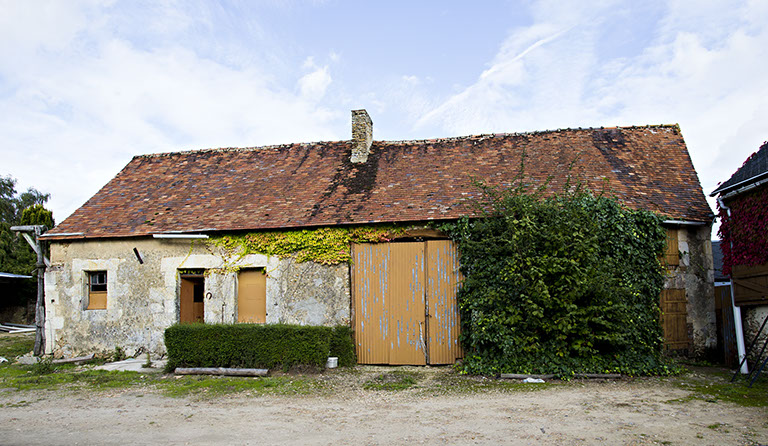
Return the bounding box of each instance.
[429,370,559,395]
[158,375,323,398]
[7,369,149,391]
[30,356,56,375]
[0,400,31,408]
[670,367,768,408]
[363,370,419,391]
[0,334,34,360]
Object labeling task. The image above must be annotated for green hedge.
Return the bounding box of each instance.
[438,181,669,377]
[164,324,356,371]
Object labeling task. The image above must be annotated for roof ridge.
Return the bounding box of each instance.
[136,140,352,159]
[135,124,681,158]
[382,124,680,145]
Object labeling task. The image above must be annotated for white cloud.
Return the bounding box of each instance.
[0,2,344,221]
[414,0,768,235]
[298,65,332,101]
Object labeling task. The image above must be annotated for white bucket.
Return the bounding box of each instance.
[326,356,338,368]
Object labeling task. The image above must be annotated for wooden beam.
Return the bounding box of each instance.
[52,354,95,364]
[174,367,269,376]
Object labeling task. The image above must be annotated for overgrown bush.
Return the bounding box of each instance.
[439,180,669,377]
[164,324,356,371]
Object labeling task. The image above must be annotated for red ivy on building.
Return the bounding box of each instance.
[717,187,768,276]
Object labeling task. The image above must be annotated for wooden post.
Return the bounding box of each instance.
[33,226,45,356]
[10,225,48,356]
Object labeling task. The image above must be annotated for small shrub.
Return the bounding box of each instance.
[142,351,152,368]
[30,356,56,375]
[111,346,126,362]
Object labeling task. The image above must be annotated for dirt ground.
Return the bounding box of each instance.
[1,366,766,446]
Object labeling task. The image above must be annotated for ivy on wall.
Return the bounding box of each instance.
[207,225,406,270]
[438,181,670,377]
[717,188,768,275]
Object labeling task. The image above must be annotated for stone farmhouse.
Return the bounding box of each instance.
[42,110,715,363]
[711,141,768,368]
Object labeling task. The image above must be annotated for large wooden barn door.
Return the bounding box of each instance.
[352,241,462,365]
[426,240,463,364]
[660,288,689,351]
[353,243,391,364]
[388,243,427,365]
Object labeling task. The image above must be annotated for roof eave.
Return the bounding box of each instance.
[711,172,768,198]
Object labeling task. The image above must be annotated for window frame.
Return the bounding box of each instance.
[86,271,108,310]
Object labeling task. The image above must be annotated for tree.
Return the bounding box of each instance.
[0,176,54,322]
[21,204,55,229]
[0,176,50,225]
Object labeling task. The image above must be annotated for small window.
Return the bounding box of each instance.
[87,271,107,310]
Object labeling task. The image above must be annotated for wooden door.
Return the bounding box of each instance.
[426,240,463,364]
[238,269,267,323]
[353,241,462,365]
[715,285,737,367]
[660,288,689,351]
[353,243,392,364]
[180,277,196,323]
[180,275,205,323]
[388,243,426,365]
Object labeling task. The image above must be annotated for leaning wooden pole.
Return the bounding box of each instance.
[33,226,45,356]
[10,225,48,356]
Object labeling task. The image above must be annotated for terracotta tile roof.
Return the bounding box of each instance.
[47,125,713,240]
[711,141,768,196]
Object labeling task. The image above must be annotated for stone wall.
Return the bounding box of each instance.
[743,305,768,367]
[663,224,717,357]
[44,238,350,357]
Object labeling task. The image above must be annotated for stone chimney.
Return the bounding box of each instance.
[350,109,373,163]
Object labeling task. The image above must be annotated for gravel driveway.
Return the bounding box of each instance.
[1,366,766,445]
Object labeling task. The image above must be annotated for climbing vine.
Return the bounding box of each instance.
[717,188,768,275]
[438,180,670,377]
[206,225,407,272]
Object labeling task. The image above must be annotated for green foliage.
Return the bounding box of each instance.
[111,346,127,362]
[440,180,668,377]
[207,225,405,269]
[328,325,357,367]
[164,324,356,371]
[30,356,56,375]
[20,204,55,228]
[0,175,50,225]
[0,334,34,360]
[0,175,53,307]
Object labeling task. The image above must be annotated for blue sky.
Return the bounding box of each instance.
[1,0,767,239]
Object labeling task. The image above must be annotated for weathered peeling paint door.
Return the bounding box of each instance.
[353,243,391,364]
[353,241,461,365]
[388,243,426,365]
[238,269,267,323]
[426,240,463,364]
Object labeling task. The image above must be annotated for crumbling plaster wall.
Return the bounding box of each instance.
[743,305,768,365]
[44,238,350,358]
[664,224,716,357]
